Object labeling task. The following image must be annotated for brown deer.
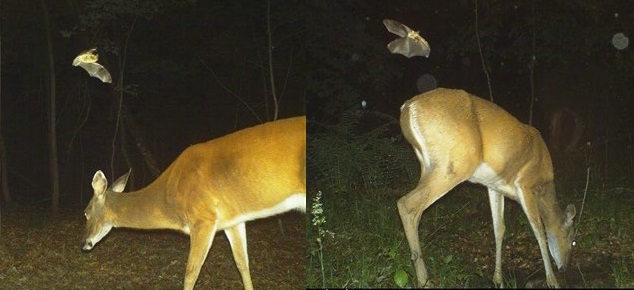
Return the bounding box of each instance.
[82,116,306,290]
[398,88,575,288]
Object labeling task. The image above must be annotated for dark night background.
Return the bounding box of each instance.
[4,0,305,204]
[309,0,633,140]
[307,0,634,288]
[0,0,305,289]
[1,0,634,288]
[308,0,633,191]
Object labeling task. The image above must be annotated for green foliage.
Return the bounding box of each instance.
[74,0,201,31]
[308,109,418,197]
[612,256,633,288]
[393,268,408,288]
[310,190,335,289]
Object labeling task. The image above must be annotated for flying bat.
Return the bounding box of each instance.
[72,48,112,83]
[383,19,430,58]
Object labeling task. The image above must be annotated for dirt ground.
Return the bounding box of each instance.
[0,205,305,290]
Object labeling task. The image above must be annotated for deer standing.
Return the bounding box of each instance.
[398,89,575,288]
[83,116,306,290]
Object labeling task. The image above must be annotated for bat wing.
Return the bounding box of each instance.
[72,48,112,83]
[383,19,411,37]
[383,19,430,58]
[79,62,112,83]
[387,37,430,58]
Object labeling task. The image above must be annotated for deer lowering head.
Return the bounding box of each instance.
[397,88,575,288]
[82,116,306,290]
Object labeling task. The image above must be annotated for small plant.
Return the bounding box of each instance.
[311,190,335,288]
[612,257,632,287]
[393,269,408,288]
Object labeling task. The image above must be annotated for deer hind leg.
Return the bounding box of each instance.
[397,169,466,287]
[225,222,253,290]
[184,221,218,290]
[487,188,506,287]
[517,187,559,288]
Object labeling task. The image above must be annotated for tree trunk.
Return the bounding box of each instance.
[0,0,3,238]
[41,0,60,214]
[120,103,161,178]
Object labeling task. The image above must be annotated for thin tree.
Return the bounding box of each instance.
[266,0,279,121]
[475,0,493,102]
[0,0,3,238]
[41,0,60,214]
[528,0,537,125]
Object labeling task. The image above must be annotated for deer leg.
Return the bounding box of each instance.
[487,188,506,287]
[225,222,253,290]
[184,222,218,290]
[517,187,559,288]
[397,170,463,287]
[397,184,431,287]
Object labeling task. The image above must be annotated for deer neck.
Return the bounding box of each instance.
[106,180,183,231]
[537,181,565,234]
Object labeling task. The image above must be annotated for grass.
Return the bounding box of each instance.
[307,178,634,288]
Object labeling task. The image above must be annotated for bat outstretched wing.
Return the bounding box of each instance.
[72,48,112,83]
[383,19,431,58]
[383,19,411,37]
[79,62,112,83]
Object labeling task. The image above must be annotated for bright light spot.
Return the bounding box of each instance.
[612,32,629,50]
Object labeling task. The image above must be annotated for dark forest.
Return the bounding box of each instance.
[1,0,633,289]
[1,0,305,289]
[308,0,633,288]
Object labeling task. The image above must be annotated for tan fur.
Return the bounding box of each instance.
[397,89,575,288]
[83,116,306,290]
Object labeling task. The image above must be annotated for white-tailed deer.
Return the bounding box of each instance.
[398,88,576,288]
[82,116,306,290]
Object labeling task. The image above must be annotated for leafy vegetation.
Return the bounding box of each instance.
[307,163,634,287]
[307,0,634,288]
[308,109,418,198]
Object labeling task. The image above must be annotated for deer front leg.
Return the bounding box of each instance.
[397,194,429,288]
[184,222,218,290]
[487,188,506,287]
[397,182,438,288]
[397,166,467,287]
[225,222,253,290]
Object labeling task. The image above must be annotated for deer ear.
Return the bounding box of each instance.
[564,204,576,228]
[92,170,108,197]
[110,169,131,193]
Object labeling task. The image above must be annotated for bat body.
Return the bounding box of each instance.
[383,19,430,58]
[72,48,112,83]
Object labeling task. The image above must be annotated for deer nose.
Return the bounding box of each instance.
[82,242,94,251]
[557,259,571,272]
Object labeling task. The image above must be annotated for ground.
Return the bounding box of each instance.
[0,205,305,290]
[307,183,634,288]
